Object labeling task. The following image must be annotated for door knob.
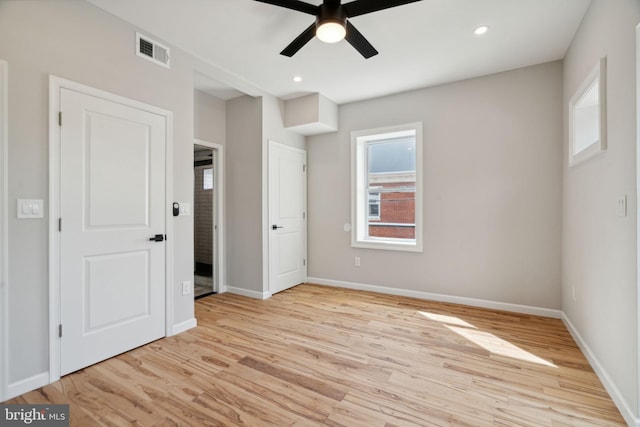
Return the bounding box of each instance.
[149,234,165,242]
[272,225,284,230]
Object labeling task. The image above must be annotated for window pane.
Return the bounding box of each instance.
[367,138,416,240]
[368,191,380,219]
[368,138,415,173]
[203,168,213,190]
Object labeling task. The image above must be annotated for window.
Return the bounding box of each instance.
[569,57,607,166]
[351,122,423,252]
[203,168,213,190]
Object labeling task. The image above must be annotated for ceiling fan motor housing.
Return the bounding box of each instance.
[316,3,347,30]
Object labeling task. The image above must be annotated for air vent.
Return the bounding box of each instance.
[136,32,170,68]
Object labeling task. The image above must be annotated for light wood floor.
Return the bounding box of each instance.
[9,284,624,426]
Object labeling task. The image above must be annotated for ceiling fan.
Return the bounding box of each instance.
[255,0,422,59]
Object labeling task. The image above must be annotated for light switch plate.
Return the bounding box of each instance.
[17,199,44,219]
[182,280,191,295]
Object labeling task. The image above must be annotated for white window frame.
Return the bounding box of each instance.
[569,57,607,167]
[351,122,423,252]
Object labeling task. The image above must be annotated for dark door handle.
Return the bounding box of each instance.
[149,234,164,242]
[272,225,284,230]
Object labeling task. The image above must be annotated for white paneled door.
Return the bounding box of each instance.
[59,88,167,376]
[269,142,307,295]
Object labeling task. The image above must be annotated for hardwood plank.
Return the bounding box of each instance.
[238,356,347,401]
[6,284,625,426]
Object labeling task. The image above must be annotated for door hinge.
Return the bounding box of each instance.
[303,258,306,266]
[58,324,62,338]
[303,164,306,173]
[58,218,62,232]
[303,212,306,220]
[58,112,62,126]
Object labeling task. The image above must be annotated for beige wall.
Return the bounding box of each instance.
[0,0,197,387]
[307,61,563,309]
[562,0,640,422]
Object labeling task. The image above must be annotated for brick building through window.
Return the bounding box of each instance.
[368,172,416,238]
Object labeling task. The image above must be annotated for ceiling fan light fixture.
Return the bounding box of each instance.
[316,20,346,43]
[315,3,347,44]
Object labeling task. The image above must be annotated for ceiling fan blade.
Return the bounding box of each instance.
[345,21,378,59]
[343,0,422,18]
[254,0,317,15]
[280,23,316,57]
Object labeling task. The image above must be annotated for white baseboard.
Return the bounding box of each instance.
[171,318,197,335]
[562,314,639,427]
[307,277,563,319]
[6,372,49,401]
[226,286,271,300]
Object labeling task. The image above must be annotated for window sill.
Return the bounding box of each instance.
[351,239,423,253]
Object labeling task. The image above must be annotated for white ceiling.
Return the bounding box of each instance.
[88,0,591,105]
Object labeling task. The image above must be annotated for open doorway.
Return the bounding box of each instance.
[194,143,218,298]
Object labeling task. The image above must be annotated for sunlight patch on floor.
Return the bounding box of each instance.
[419,310,556,368]
[446,325,556,368]
[418,311,476,328]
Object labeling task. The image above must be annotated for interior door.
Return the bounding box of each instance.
[269,141,307,295]
[59,88,166,376]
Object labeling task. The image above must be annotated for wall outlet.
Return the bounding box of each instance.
[182,280,191,295]
[354,256,361,267]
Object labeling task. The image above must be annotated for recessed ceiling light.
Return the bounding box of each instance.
[293,76,302,83]
[474,25,489,36]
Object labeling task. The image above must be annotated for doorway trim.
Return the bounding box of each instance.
[0,60,8,403]
[193,139,225,294]
[48,76,174,382]
[636,21,640,426]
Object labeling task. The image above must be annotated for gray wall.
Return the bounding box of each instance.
[194,90,226,145]
[0,1,196,385]
[263,96,306,152]
[307,61,563,309]
[226,96,264,293]
[562,0,640,420]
